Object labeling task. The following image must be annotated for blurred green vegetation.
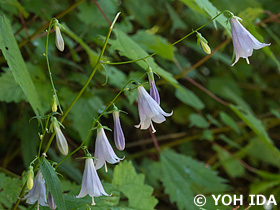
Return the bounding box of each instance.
[0,0,280,209]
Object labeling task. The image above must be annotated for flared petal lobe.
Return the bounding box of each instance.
[76,158,109,204]
[113,111,125,151]
[23,171,48,206]
[54,125,68,155]
[229,17,270,66]
[94,128,123,170]
[135,86,172,133]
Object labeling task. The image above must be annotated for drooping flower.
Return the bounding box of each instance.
[229,16,270,66]
[94,127,123,172]
[48,192,57,210]
[135,85,173,133]
[76,157,109,205]
[113,110,125,151]
[52,117,68,156]
[147,69,160,104]
[54,24,64,52]
[23,170,48,208]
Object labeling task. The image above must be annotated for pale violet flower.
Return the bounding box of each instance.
[230,16,270,66]
[76,158,109,205]
[48,192,56,210]
[55,25,64,52]
[135,85,173,133]
[52,117,68,156]
[148,72,160,104]
[94,127,123,172]
[113,110,125,151]
[23,170,48,209]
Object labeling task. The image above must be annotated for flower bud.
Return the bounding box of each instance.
[48,192,57,210]
[26,166,34,190]
[196,32,211,54]
[54,24,64,52]
[52,95,58,112]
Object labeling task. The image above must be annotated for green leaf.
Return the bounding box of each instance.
[175,86,205,110]
[0,70,25,103]
[166,3,187,33]
[132,30,174,60]
[112,161,158,210]
[160,149,228,210]
[40,157,66,210]
[109,28,178,87]
[219,111,241,134]
[0,173,22,209]
[189,113,209,128]
[243,137,280,168]
[213,145,245,178]
[69,95,104,140]
[230,104,272,144]
[194,0,231,33]
[0,15,43,119]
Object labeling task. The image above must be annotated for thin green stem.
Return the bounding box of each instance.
[106,10,229,66]
[37,115,51,157]
[45,19,63,114]
[55,79,134,169]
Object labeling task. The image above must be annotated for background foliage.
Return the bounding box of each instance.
[0,0,280,209]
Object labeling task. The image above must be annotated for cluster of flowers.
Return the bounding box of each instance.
[22,12,270,209]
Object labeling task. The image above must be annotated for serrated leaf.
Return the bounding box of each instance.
[0,173,22,209]
[175,86,205,110]
[112,161,158,210]
[40,157,66,210]
[109,28,178,87]
[0,70,25,103]
[160,149,228,210]
[0,15,43,119]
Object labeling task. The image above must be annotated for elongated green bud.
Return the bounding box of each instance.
[196,32,211,54]
[26,166,34,190]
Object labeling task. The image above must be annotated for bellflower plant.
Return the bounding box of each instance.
[112,107,125,151]
[76,156,109,205]
[23,170,48,209]
[51,117,69,155]
[229,16,270,66]
[94,125,123,172]
[147,68,160,104]
[135,85,173,133]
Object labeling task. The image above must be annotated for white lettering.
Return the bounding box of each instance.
[249,194,255,205]
[256,195,266,205]
[267,195,277,206]
[212,194,221,205]
[222,194,232,206]
[233,194,243,205]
